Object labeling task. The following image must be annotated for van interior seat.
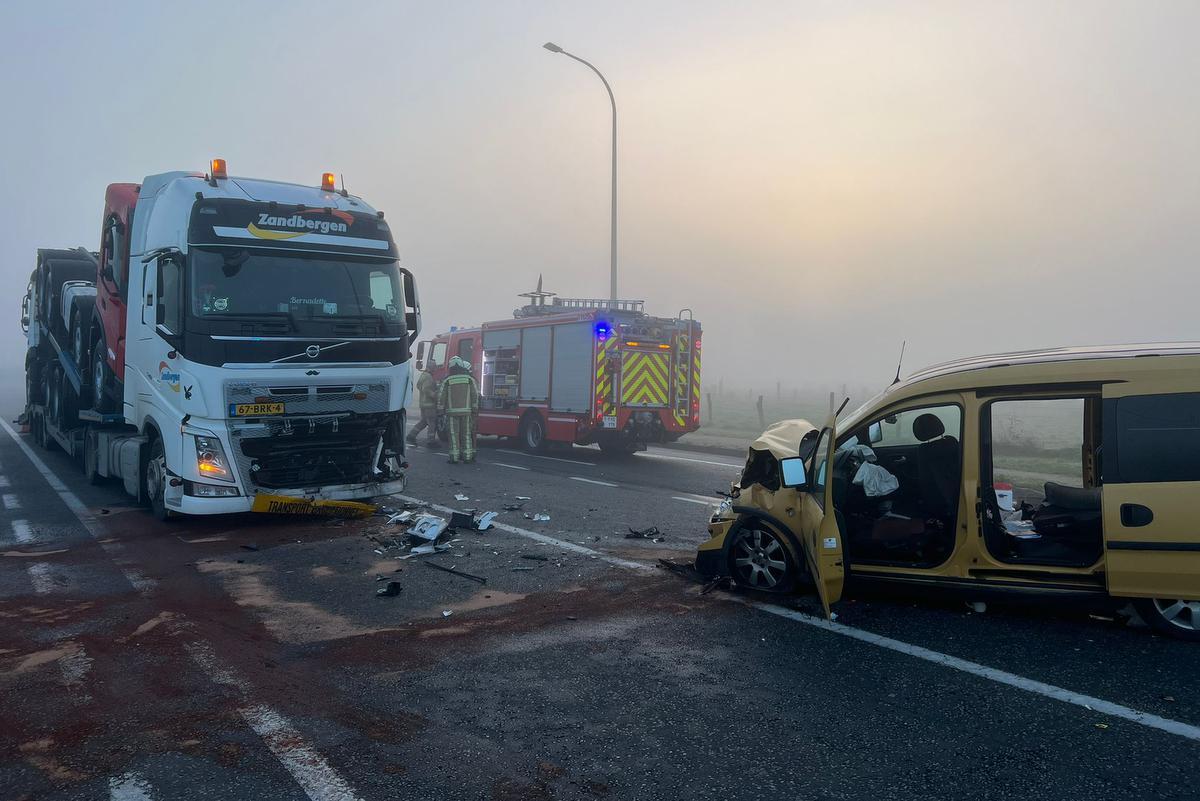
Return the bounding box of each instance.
[913,413,960,518]
[1042,481,1100,511]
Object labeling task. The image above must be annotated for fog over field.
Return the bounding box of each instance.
[2,1,1197,390]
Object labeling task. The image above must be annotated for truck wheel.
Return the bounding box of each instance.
[58,370,80,429]
[83,430,103,485]
[520,413,547,452]
[38,373,59,453]
[25,351,42,406]
[91,338,115,413]
[1132,598,1200,642]
[71,315,89,387]
[144,438,175,521]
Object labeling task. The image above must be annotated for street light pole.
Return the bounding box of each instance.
[543,42,618,301]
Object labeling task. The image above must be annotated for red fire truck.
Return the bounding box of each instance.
[416,289,701,454]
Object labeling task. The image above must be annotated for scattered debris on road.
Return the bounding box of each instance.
[454,493,470,501]
[512,566,536,572]
[375,581,403,597]
[423,561,487,584]
[524,513,551,522]
[520,554,548,562]
[475,511,498,530]
[408,514,449,542]
[442,610,453,617]
[626,526,665,542]
[240,543,260,552]
[502,503,525,511]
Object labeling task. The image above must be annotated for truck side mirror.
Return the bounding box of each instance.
[400,268,421,345]
[101,263,115,284]
[779,457,808,488]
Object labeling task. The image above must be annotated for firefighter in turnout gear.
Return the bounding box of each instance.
[438,356,479,463]
[406,361,440,446]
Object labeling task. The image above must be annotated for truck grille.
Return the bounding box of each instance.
[230,412,402,490]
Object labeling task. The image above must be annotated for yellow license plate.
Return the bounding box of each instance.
[229,402,285,417]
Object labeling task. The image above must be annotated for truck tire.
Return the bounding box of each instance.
[58,370,80,430]
[91,334,116,413]
[38,372,59,453]
[83,429,103,485]
[71,311,90,389]
[143,437,175,521]
[520,412,547,452]
[25,350,42,406]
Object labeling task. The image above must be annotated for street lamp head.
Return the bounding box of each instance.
[543,42,564,53]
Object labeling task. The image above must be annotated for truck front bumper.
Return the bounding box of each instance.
[169,475,408,516]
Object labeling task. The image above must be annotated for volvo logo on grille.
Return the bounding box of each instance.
[305,345,321,359]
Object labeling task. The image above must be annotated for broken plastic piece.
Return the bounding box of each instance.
[375,581,402,597]
[442,610,453,617]
[516,496,532,500]
[625,526,663,540]
[423,561,487,584]
[408,514,448,542]
[475,511,498,531]
[448,511,475,529]
[409,542,450,556]
[387,511,415,524]
[532,513,550,522]
[454,493,470,501]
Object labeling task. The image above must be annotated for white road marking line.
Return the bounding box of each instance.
[569,476,618,488]
[108,771,155,801]
[671,495,715,506]
[4,420,363,801]
[27,562,55,594]
[496,448,597,467]
[187,643,364,801]
[12,519,34,543]
[642,451,741,468]
[492,462,531,471]
[749,601,1200,743]
[396,494,652,571]
[3,492,21,510]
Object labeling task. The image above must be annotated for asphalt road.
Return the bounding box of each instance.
[0,390,1197,800]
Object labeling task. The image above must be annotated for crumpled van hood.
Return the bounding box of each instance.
[748,419,818,460]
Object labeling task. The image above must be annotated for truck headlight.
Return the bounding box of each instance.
[194,435,233,482]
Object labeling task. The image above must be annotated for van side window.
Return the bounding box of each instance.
[1108,393,1200,483]
[810,428,832,511]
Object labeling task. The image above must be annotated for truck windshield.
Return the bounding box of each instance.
[189,248,404,324]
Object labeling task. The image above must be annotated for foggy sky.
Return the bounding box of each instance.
[3,1,1198,394]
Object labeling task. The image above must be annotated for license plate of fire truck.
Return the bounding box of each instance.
[602,415,618,429]
[229,402,286,417]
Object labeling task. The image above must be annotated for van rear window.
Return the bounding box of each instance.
[1110,392,1200,483]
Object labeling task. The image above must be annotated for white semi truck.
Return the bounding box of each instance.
[21,161,421,519]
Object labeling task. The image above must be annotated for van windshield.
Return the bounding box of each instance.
[189,248,404,324]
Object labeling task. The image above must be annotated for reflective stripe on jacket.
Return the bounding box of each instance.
[439,374,479,415]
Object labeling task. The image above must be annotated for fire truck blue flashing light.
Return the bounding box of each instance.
[595,321,611,340]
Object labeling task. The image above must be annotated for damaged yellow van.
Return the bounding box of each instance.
[694,343,1200,640]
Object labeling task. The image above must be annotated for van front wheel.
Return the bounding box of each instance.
[1133,598,1200,642]
[728,522,796,594]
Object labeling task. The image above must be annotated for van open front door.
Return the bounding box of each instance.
[798,416,846,617]
[1100,382,1200,604]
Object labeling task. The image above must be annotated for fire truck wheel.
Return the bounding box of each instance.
[520,412,547,452]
